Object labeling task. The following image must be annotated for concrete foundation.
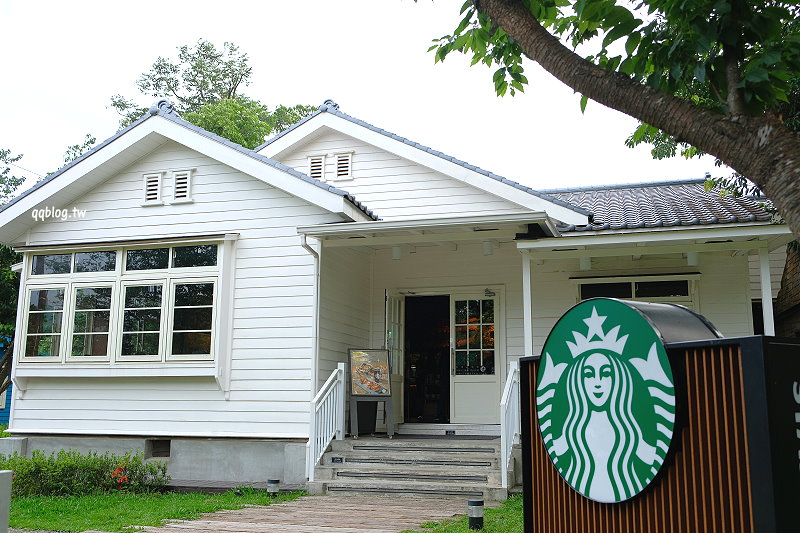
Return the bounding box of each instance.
[0,435,308,486]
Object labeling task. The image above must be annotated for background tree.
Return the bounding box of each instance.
[430,1,800,238]
[0,149,24,395]
[110,39,313,147]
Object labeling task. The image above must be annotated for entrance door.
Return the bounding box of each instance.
[450,294,501,423]
[403,295,450,423]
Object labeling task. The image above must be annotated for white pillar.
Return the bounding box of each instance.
[759,247,776,336]
[522,252,534,356]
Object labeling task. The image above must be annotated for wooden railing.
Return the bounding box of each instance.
[306,362,345,481]
[499,359,521,489]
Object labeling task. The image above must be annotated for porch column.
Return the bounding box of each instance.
[759,246,776,335]
[522,251,534,356]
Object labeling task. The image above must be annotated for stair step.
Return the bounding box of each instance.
[335,471,488,483]
[308,479,507,500]
[336,457,493,467]
[328,485,485,498]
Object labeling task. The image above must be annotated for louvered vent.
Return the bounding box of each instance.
[308,155,325,180]
[335,153,352,179]
[143,173,161,203]
[173,170,192,201]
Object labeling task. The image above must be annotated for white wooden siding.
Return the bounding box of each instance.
[748,247,786,300]
[275,130,529,220]
[317,247,371,391]
[12,140,342,438]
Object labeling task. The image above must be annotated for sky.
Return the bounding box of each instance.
[0,0,721,195]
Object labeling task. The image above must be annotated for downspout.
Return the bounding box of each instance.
[301,235,321,394]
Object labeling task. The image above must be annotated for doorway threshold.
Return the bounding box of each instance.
[396,423,500,437]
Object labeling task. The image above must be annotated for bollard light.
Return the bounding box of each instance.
[468,499,484,530]
[266,479,280,496]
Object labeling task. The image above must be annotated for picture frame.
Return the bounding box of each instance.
[349,348,391,396]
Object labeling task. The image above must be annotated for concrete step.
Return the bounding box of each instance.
[307,478,508,501]
[330,437,499,454]
[396,423,500,437]
[314,465,503,484]
[321,451,498,468]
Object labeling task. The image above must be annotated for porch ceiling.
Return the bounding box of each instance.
[297,212,558,249]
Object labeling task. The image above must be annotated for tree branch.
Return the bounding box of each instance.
[476,0,800,238]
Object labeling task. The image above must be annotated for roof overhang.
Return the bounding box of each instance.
[517,222,792,258]
[260,112,591,226]
[298,212,559,249]
[0,114,371,244]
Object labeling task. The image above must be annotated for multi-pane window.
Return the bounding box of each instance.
[20,243,220,364]
[454,298,495,375]
[171,282,214,357]
[121,284,163,358]
[25,288,65,358]
[71,287,112,357]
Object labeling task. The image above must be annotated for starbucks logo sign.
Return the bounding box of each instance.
[536,299,676,503]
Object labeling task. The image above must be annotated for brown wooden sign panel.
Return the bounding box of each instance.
[522,343,757,533]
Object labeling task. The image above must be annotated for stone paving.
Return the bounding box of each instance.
[93,494,487,533]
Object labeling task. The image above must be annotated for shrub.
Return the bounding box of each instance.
[0,449,169,496]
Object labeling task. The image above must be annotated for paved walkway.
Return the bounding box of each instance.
[131,494,482,533]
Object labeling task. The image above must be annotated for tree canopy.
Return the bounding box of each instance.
[109,39,314,148]
[432,0,800,237]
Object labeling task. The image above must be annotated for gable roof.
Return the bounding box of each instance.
[545,179,774,232]
[0,100,377,243]
[257,100,592,226]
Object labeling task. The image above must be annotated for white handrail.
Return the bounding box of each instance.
[306,362,346,481]
[499,359,521,489]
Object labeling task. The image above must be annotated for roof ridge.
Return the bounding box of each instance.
[543,178,708,194]
[257,100,593,218]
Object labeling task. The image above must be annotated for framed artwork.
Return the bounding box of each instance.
[349,349,391,396]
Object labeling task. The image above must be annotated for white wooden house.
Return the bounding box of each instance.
[0,100,790,490]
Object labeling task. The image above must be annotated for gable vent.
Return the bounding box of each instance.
[173,169,193,202]
[335,152,353,180]
[143,173,162,204]
[308,155,325,180]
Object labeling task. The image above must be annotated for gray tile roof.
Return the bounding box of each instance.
[1,100,378,221]
[257,100,593,218]
[544,179,774,232]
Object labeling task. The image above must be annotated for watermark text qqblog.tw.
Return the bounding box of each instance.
[30,206,87,222]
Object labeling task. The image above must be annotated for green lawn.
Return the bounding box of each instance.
[10,488,303,532]
[402,495,523,533]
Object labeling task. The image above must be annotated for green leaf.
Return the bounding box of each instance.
[580,94,589,114]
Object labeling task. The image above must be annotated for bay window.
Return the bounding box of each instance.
[19,241,222,364]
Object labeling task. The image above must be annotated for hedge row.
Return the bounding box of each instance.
[0,449,169,496]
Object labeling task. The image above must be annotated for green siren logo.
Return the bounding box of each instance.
[536,299,676,503]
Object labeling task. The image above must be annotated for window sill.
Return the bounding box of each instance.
[14,363,216,379]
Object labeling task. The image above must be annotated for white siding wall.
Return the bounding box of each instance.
[748,247,786,299]
[275,130,528,220]
[528,251,754,355]
[13,140,342,438]
[317,247,372,391]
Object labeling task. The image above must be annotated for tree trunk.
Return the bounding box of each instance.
[477,0,800,238]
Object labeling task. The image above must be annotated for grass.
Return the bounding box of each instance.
[0,424,8,438]
[402,495,523,533]
[10,488,303,532]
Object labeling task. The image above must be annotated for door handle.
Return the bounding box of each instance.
[451,346,455,376]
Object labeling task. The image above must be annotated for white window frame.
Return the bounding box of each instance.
[573,274,700,309]
[66,281,117,363]
[19,284,68,363]
[171,169,194,204]
[142,172,164,206]
[17,240,224,366]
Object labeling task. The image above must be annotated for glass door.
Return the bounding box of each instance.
[450,294,501,423]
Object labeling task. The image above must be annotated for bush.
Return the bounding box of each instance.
[0,449,169,496]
